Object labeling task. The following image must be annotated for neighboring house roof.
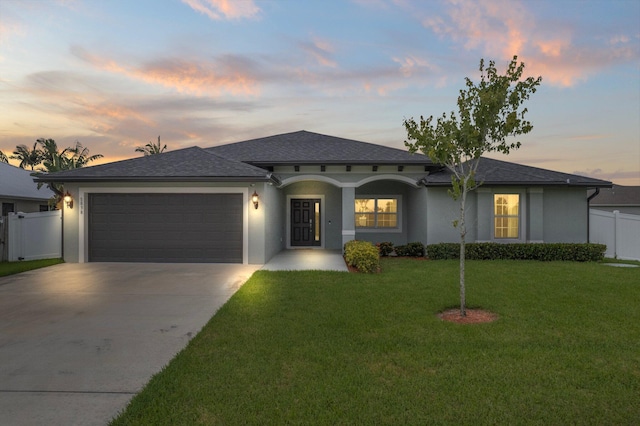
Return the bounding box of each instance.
[35,147,274,183]
[206,130,434,167]
[422,157,612,187]
[0,162,54,201]
[589,185,640,206]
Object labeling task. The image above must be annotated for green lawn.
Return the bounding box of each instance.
[112,259,640,425]
[0,258,63,277]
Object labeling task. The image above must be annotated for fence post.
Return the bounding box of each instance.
[613,210,620,259]
[0,216,6,262]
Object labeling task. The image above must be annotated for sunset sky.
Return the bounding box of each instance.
[1,0,638,185]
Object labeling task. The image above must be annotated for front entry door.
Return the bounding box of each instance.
[291,199,321,247]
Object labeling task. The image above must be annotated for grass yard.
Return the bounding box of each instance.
[0,258,63,277]
[112,259,639,425]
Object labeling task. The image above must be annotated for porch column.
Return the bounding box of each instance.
[341,186,356,249]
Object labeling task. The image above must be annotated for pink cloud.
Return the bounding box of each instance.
[181,0,260,20]
[424,0,532,58]
[77,101,156,131]
[393,55,434,77]
[299,38,338,68]
[423,0,639,87]
[72,46,260,96]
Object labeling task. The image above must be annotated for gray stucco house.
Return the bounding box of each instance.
[589,185,640,215]
[36,131,612,264]
[1,162,54,216]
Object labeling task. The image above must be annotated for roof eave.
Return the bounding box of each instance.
[249,160,433,166]
[422,181,613,188]
[34,176,273,183]
[0,194,53,201]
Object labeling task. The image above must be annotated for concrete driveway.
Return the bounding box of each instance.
[0,262,259,426]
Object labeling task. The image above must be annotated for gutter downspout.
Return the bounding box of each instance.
[586,188,600,242]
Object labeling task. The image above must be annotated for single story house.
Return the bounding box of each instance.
[35,131,612,264]
[589,185,640,215]
[0,161,54,216]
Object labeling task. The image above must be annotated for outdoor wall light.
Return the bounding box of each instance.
[63,191,74,209]
[252,191,259,209]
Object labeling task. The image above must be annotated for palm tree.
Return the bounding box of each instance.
[135,136,167,156]
[37,138,67,172]
[0,150,8,163]
[65,141,104,169]
[35,138,103,205]
[10,142,42,170]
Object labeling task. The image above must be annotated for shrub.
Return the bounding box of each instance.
[394,242,425,257]
[344,240,380,273]
[426,242,606,262]
[377,242,395,257]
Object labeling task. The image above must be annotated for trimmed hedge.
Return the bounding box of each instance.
[344,240,380,273]
[377,242,395,257]
[426,243,606,262]
[394,242,425,257]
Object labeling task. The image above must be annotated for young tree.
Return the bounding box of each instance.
[403,56,542,316]
[135,136,167,156]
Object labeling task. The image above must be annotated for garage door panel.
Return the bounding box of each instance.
[89,193,243,263]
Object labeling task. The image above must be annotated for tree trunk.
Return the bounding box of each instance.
[459,182,467,317]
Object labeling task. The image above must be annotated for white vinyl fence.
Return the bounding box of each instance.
[590,209,640,261]
[7,210,62,261]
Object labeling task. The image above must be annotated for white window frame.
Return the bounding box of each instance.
[492,192,524,241]
[354,195,402,233]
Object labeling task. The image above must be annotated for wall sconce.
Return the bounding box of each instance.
[63,191,74,209]
[251,191,259,209]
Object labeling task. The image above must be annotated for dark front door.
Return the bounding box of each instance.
[291,198,321,247]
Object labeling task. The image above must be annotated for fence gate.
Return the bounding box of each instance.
[7,210,62,261]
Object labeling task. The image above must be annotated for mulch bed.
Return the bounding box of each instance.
[438,308,498,324]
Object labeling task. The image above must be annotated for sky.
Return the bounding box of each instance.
[1,0,639,185]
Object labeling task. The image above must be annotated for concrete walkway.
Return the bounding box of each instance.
[0,262,259,426]
[261,249,349,272]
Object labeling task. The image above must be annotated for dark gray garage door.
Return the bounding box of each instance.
[88,193,243,263]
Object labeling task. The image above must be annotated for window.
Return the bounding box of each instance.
[2,202,14,217]
[494,194,519,238]
[355,198,398,228]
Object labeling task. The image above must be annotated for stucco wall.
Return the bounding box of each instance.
[0,198,50,214]
[425,187,477,244]
[429,186,589,244]
[60,184,80,263]
[543,188,589,243]
[263,182,285,262]
[407,186,429,244]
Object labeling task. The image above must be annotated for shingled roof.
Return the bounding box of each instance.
[0,162,54,200]
[33,132,614,188]
[423,157,612,187]
[35,147,272,183]
[590,185,640,206]
[206,130,433,166]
